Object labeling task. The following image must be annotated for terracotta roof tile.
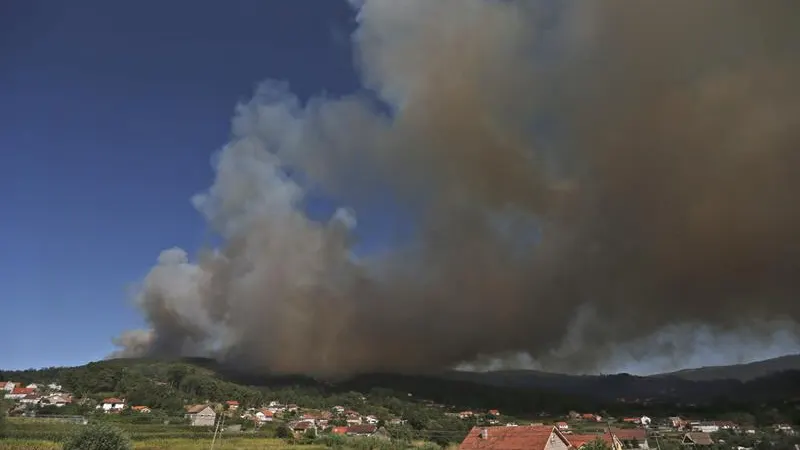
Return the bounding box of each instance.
[460,425,568,450]
[569,433,615,448]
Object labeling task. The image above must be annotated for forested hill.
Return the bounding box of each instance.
[3,357,800,419]
[0,358,586,417]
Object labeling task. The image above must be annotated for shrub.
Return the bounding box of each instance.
[62,424,132,450]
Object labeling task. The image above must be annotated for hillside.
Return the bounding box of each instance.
[3,356,800,416]
[655,354,800,382]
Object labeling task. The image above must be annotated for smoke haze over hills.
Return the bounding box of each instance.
[113,0,800,377]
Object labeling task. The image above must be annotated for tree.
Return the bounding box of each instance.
[275,424,293,439]
[583,438,613,450]
[62,424,132,450]
[0,397,7,438]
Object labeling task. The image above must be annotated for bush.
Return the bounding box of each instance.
[62,424,132,450]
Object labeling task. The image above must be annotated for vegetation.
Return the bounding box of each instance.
[62,424,132,450]
[0,397,7,439]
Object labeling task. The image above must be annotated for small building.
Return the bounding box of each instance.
[255,409,274,423]
[346,424,378,437]
[185,404,216,427]
[459,425,571,450]
[691,423,719,434]
[100,398,126,412]
[612,428,649,449]
[225,400,239,411]
[131,406,151,413]
[489,409,501,416]
[556,422,569,431]
[683,433,714,447]
[0,382,15,392]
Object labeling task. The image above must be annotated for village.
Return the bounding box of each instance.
[2,378,797,449]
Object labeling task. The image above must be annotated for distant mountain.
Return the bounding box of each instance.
[654,354,800,382]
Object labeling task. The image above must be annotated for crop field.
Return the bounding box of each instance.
[0,437,313,450]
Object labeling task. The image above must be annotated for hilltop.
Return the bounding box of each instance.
[3,354,800,414]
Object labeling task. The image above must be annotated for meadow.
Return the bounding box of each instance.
[1,418,445,450]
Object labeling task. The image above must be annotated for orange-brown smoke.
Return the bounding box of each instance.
[113,0,800,376]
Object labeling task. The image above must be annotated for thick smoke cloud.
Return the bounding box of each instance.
[113,0,800,376]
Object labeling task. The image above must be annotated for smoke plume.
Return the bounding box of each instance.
[113,0,800,376]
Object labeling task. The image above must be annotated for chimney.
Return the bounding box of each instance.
[480,428,488,439]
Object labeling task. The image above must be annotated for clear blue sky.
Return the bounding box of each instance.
[1,1,370,370]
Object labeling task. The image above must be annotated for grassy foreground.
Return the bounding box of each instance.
[0,437,320,450]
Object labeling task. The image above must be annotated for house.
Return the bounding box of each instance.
[691,423,719,434]
[6,387,35,400]
[622,418,641,425]
[716,421,738,431]
[291,421,317,437]
[0,382,15,392]
[460,411,476,419]
[332,405,345,414]
[346,424,378,437]
[131,406,151,413]
[774,424,795,435]
[100,398,126,412]
[185,404,216,427]
[640,416,652,427]
[582,414,598,421]
[612,428,649,449]
[669,417,686,429]
[364,415,379,425]
[489,410,501,416]
[41,395,71,407]
[226,400,239,410]
[47,383,62,391]
[20,394,41,405]
[570,433,624,450]
[556,422,569,431]
[682,433,714,447]
[459,425,572,450]
[26,384,38,390]
[255,409,274,423]
[332,426,349,435]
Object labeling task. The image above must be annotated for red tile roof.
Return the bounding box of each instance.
[612,429,646,441]
[332,426,348,435]
[102,398,124,404]
[347,424,378,434]
[569,433,615,448]
[459,425,569,450]
[226,400,239,405]
[12,388,34,395]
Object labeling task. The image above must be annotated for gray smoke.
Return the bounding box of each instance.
[112,0,800,376]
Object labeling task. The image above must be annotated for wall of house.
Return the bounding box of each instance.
[190,412,216,427]
[545,432,570,450]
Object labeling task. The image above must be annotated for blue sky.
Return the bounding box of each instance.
[0,1,370,369]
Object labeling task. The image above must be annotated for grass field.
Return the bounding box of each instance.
[0,437,316,450]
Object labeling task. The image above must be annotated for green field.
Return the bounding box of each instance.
[1,417,445,450]
[0,437,316,450]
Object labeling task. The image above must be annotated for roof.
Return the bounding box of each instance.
[186,404,213,414]
[259,409,274,416]
[683,433,714,446]
[556,422,568,426]
[570,433,616,448]
[102,398,124,404]
[12,388,35,395]
[612,429,646,441]
[459,425,569,450]
[226,400,239,405]
[347,424,378,434]
[293,421,314,430]
[332,426,349,435]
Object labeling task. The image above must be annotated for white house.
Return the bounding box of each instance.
[0,382,15,392]
[20,394,41,405]
[99,398,126,412]
[640,416,652,427]
[186,404,217,427]
[47,383,62,391]
[365,415,380,425]
[256,409,275,423]
[691,422,719,433]
[26,384,39,390]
